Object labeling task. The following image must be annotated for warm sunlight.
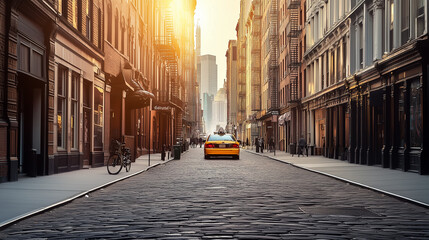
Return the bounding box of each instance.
[0,0,428,238]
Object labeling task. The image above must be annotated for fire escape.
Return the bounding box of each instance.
[154,0,182,139]
[237,41,246,123]
[268,0,279,111]
[287,0,301,103]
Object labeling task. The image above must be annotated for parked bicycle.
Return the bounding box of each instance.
[107,139,131,174]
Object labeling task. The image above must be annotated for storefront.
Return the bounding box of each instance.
[278,112,291,152]
[54,33,105,170]
[1,3,56,181]
[347,37,427,174]
[314,109,325,156]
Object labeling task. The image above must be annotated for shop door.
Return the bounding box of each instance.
[371,91,384,165]
[19,76,44,177]
[83,108,91,166]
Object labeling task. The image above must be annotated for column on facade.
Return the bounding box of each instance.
[374,1,384,60]
[389,81,398,168]
[366,95,373,165]
[382,86,391,168]
[309,109,315,151]
[359,94,367,164]
[333,106,339,159]
[354,95,361,162]
[326,108,331,158]
[348,100,356,163]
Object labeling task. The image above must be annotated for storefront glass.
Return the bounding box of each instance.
[398,85,406,148]
[94,86,104,151]
[409,79,422,148]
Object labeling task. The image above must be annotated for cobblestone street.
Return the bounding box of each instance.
[1,147,429,239]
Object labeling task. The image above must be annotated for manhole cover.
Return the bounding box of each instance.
[299,206,380,217]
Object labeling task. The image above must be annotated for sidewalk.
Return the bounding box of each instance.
[246,149,429,207]
[0,151,181,229]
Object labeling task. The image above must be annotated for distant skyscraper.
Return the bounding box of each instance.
[200,54,217,133]
[196,21,202,133]
[200,54,218,98]
[213,83,227,133]
[196,21,201,58]
[203,93,214,133]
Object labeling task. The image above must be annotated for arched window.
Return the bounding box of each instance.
[121,16,125,54]
[107,1,112,43]
[115,9,119,49]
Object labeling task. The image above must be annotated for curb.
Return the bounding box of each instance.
[245,150,429,209]
[0,158,174,230]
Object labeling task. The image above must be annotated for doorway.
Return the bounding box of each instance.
[18,74,46,177]
[83,81,92,167]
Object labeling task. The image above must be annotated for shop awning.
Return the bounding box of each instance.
[114,68,135,91]
[278,114,285,126]
[126,73,155,109]
[278,112,291,126]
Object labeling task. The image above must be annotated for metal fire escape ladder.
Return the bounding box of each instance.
[268,0,279,111]
[154,0,183,140]
[288,0,301,103]
[155,1,179,101]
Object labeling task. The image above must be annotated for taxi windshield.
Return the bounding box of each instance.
[208,135,236,142]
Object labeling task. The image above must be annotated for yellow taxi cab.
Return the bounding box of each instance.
[204,128,240,159]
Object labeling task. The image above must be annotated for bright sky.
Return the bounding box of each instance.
[195,0,240,90]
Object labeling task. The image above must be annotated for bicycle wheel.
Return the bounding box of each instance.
[124,158,131,172]
[107,154,123,175]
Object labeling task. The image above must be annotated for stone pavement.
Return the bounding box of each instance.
[0,151,182,228]
[245,148,429,207]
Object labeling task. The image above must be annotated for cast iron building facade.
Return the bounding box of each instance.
[0,0,197,183]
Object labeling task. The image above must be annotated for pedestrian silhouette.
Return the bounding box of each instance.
[255,137,259,153]
[298,135,307,157]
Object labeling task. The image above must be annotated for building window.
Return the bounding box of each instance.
[321,54,324,90]
[86,0,93,41]
[94,86,104,151]
[416,0,425,37]
[233,46,237,60]
[61,0,68,19]
[121,25,125,54]
[128,30,131,58]
[401,0,410,45]
[98,8,102,48]
[336,46,340,81]
[389,0,394,51]
[71,73,79,150]
[115,9,119,49]
[342,38,346,77]
[359,22,363,69]
[409,79,422,148]
[107,2,112,43]
[72,0,78,28]
[57,67,68,150]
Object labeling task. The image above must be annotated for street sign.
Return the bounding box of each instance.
[153,105,171,111]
